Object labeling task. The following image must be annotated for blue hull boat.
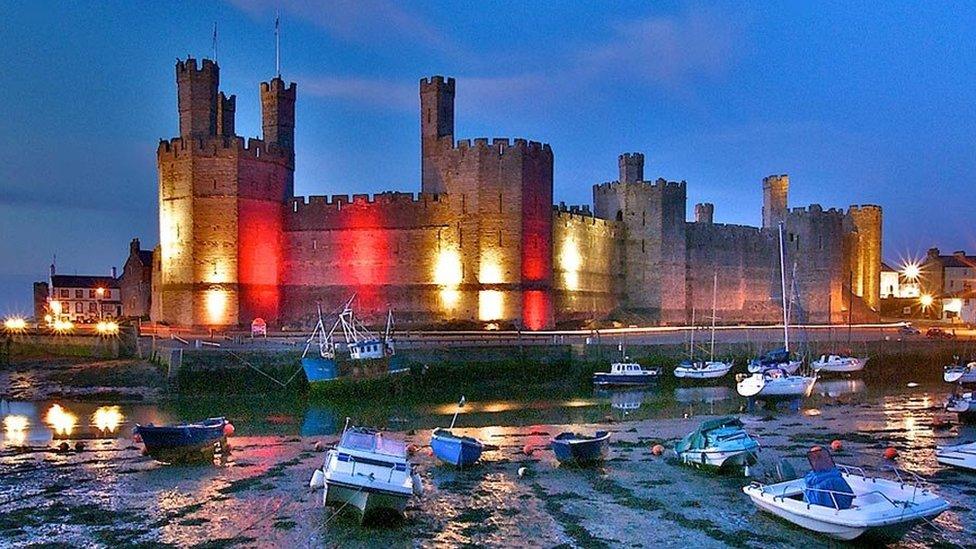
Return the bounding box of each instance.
[430,428,485,467]
[302,357,339,383]
[134,417,228,463]
[551,431,610,465]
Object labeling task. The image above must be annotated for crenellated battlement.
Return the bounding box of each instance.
[452,137,552,157]
[285,191,454,231]
[157,136,291,162]
[786,204,845,217]
[420,75,456,91]
[593,178,687,194]
[553,205,619,229]
[260,77,296,97]
[848,204,882,215]
[176,57,217,76]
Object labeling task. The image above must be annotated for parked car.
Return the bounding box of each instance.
[898,324,921,335]
[926,328,955,340]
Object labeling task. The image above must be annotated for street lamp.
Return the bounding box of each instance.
[96,287,105,321]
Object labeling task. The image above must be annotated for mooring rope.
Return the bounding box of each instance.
[225,350,304,388]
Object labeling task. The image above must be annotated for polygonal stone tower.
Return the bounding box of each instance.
[762,174,789,229]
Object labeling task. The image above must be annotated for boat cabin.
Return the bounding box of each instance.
[348,338,393,360]
[610,362,646,375]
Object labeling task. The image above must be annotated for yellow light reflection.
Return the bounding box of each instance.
[53,319,73,332]
[50,300,62,314]
[433,248,463,286]
[439,289,460,309]
[559,237,582,291]
[205,288,228,324]
[479,251,503,284]
[478,290,504,321]
[92,406,123,434]
[4,415,29,445]
[45,404,78,436]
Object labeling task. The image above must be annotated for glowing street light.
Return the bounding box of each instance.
[3,317,26,331]
[920,294,934,310]
[902,262,921,281]
[95,321,119,335]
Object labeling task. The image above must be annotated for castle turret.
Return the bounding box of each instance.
[847,204,882,312]
[420,76,455,194]
[217,92,236,137]
[694,202,714,224]
[261,77,296,152]
[619,153,644,184]
[762,174,789,229]
[177,58,219,139]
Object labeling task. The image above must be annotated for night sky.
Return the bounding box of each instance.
[2,1,975,314]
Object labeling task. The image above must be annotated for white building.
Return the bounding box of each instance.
[49,275,122,323]
[880,261,919,299]
[942,291,976,325]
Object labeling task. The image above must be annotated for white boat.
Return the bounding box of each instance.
[675,273,733,380]
[944,361,976,384]
[747,355,802,374]
[811,354,867,373]
[675,416,760,471]
[945,392,976,415]
[592,362,661,386]
[737,368,816,400]
[310,425,420,522]
[935,441,976,471]
[744,449,949,541]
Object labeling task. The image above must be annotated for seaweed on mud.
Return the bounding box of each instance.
[272,518,297,530]
[218,456,303,495]
[191,536,257,548]
[531,482,611,549]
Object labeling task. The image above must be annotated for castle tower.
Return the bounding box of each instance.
[619,153,644,184]
[261,77,297,155]
[848,205,882,312]
[694,203,714,224]
[176,58,219,139]
[762,174,789,229]
[217,92,236,137]
[420,76,455,194]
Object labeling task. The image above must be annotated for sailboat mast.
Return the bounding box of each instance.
[847,269,853,347]
[710,271,718,361]
[689,306,696,360]
[778,222,789,352]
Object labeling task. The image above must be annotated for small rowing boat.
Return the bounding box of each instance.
[550,431,610,465]
[935,441,976,472]
[133,417,231,464]
[430,396,485,468]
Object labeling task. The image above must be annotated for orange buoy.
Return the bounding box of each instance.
[223,422,235,437]
[651,444,664,456]
[133,433,143,444]
[884,447,898,460]
[523,444,535,456]
[407,443,419,455]
[830,440,843,452]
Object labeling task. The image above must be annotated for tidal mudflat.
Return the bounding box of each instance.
[1,380,973,548]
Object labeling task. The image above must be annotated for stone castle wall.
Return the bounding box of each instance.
[552,207,622,322]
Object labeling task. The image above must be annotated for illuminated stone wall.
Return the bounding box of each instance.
[551,208,622,322]
[847,205,882,312]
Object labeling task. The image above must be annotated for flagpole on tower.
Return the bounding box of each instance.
[212,22,218,62]
[275,10,281,77]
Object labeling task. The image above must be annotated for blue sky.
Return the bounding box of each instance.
[1,1,975,313]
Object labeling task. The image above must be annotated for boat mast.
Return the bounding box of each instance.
[847,269,853,349]
[449,396,466,429]
[710,271,718,361]
[778,222,789,352]
[689,306,696,360]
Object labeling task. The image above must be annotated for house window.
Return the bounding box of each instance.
[89,289,95,298]
[89,302,97,312]
[76,303,83,313]
[75,289,83,298]
[60,289,68,298]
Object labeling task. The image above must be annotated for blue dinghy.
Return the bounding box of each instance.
[134,417,228,463]
[431,428,485,467]
[551,431,610,465]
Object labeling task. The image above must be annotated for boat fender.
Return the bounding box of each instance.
[884,447,898,460]
[523,444,535,456]
[309,468,325,489]
[830,440,843,452]
[411,472,424,496]
[58,442,70,453]
[223,422,235,437]
[75,442,85,452]
[517,467,527,478]
[651,444,664,456]
[313,441,323,452]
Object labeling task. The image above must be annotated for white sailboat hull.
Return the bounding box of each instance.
[674,361,732,379]
[738,374,816,399]
[944,364,976,384]
[935,442,976,471]
[748,360,802,374]
[811,357,867,373]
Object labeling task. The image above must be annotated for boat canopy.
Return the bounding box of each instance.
[340,428,406,458]
[755,347,790,365]
[674,416,744,453]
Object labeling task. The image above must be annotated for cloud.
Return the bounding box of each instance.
[226,0,456,54]
[299,75,414,111]
[580,10,743,87]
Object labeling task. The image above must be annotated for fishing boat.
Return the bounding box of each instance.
[310,424,420,523]
[430,396,485,468]
[301,297,405,386]
[674,416,760,471]
[592,362,661,387]
[743,447,949,541]
[944,360,976,384]
[945,392,976,422]
[935,441,976,472]
[550,431,610,465]
[133,417,230,464]
[675,273,733,380]
[811,354,868,373]
[736,367,817,401]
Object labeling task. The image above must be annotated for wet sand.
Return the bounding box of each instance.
[1,390,973,548]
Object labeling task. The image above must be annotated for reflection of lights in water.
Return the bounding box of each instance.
[4,415,29,445]
[92,406,123,433]
[563,399,595,408]
[803,408,821,417]
[481,402,516,414]
[45,404,78,436]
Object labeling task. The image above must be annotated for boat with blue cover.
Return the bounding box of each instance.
[551,431,610,465]
[675,416,760,471]
[430,396,485,467]
[133,417,229,463]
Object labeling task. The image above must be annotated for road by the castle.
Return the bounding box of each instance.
[0,356,974,547]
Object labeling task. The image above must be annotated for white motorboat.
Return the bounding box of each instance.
[944,361,976,384]
[310,426,420,522]
[592,362,661,386]
[945,392,976,415]
[811,354,867,373]
[674,360,732,379]
[935,441,976,471]
[744,449,949,541]
[675,416,760,471]
[737,368,816,400]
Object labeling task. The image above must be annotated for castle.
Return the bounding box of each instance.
[152,58,882,330]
